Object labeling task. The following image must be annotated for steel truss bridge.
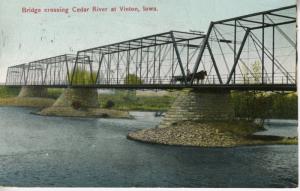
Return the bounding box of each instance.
[5,5,297,91]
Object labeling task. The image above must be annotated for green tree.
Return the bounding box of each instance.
[124,74,143,85]
[124,74,143,98]
[69,69,97,85]
[252,60,261,83]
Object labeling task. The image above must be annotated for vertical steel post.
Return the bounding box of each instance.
[262,14,265,84]
[107,49,111,84]
[153,37,156,84]
[54,58,57,84]
[135,49,138,83]
[127,43,131,84]
[187,40,190,74]
[117,46,120,84]
[158,44,161,83]
[146,47,149,83]
[272,26,275,84]
[140,40,143,84]
[234,20,237,84]
[171,46,174,79]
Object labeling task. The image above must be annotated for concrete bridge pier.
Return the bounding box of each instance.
[18,86,48,97]
[159,89,234,128]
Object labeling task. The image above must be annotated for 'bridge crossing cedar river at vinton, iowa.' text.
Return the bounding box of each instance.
[21,6,158,14]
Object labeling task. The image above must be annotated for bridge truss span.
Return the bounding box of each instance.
[5,5,297,91]
[192,5,297,86]
[71,31,205,86]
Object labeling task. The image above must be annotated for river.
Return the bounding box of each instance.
[0,107,298,187]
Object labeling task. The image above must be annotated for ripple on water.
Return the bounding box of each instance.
[0,107,298,187]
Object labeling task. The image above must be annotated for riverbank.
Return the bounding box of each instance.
[127,120,298,147]
[0,97,55,108]
[37,106,132,119]
[0,97,132,119]
[99,92,175,111]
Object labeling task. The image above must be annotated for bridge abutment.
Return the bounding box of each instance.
[159,89,234,128]
[18,86,48,97]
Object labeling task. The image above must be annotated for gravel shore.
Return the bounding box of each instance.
[127,121,297,147]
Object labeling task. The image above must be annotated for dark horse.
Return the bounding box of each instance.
[171,70,207,84]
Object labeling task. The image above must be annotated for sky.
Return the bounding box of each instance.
[0,0,296,82]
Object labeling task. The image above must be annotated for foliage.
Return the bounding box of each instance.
[0,86,20,98]
[104,100,115,108]
[252,60,262,83]
[124,74,143,85]
[99,90,175,111]
[69,69,97,85]
[47,88,63,99]
[231,91,297,119]
[123,74,144,98]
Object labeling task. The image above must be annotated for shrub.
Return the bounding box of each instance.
[68,68,97,85]
[0,87,20,98]
[104,100,115,108]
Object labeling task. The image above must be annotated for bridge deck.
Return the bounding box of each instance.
[5,84,296,91]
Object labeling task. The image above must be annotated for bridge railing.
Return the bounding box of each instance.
[200,72,296,85]
[5,72,296,86]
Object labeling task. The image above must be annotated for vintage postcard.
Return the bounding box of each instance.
[0,0,298,188]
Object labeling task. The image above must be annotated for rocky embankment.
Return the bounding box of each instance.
[127,121,297,147]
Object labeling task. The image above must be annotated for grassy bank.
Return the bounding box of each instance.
[0,87,63,99]
[0,87,297,119]
[0,86,20,98]
[0,97,55,108]
[0,87,56,108]
[99,91,175,111]
[99,90,297,119]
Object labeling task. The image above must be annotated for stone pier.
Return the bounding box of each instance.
[52,88,99,108]
[37,88,131,118]
[18,86,48,97]
[159,89,234,128]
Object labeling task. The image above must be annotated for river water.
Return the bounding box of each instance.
[0,107,298,187]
